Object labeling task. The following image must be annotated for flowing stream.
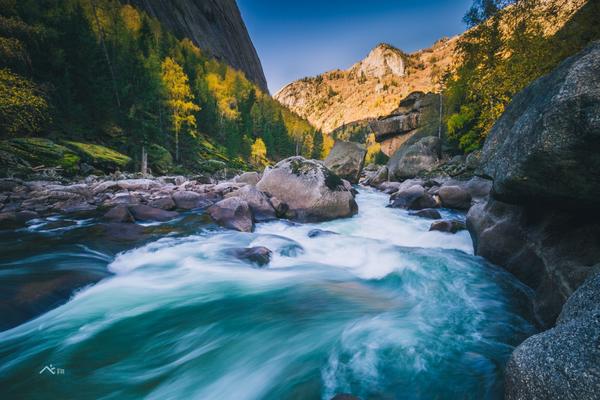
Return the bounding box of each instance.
[0,187,535,399]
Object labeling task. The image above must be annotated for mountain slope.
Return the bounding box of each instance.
[275,39,456,133]
[124,0,268,92]
[276,0,589,135]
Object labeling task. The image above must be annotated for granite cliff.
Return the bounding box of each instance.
[123,0,268,92]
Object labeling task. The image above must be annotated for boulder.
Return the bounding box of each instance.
[172,191,209,210]
[387,136,440,180]
[378,181,402,194]
[389,185,437,210]
[410,208,442,220]
[438,185,472,210]
[128,204,178,222]
[480,41,600,207]
[0,210,38,228]
[208,197,254,232]
[148,196,176,211]
[429,219,466,234]
[117,179,160,191]
[505,272,600,400]
[102,205,135,223]
[224,185,276,222]
[256,157,357,222]
[233,171,261,186]
[324,141,367,183]
[95,223,147,242]
[467,197,600,326]
[464,176,492,202]
[363,165,388,187]
[229,246,272,267]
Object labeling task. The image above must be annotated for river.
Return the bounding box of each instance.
[0,187,536,399]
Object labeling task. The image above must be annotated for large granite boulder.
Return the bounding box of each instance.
[324,141,367,183]
[506,272,600,400]
[438,185,472,210]
[256,157,357,221]
[387,136,440,181]
[208,197,254,232]
[467,198,600,326]
[480,41,600,207]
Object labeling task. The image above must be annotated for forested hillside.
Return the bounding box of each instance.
[0,0,321,176]
[444,0,600,152]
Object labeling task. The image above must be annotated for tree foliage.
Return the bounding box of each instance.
[0,68,48,136]
[0,0,317,172]
[444,0,600,153]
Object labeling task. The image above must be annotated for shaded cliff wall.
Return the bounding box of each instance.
[124,0,268,92]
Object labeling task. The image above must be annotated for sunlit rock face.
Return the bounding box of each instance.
[350,43,406,79]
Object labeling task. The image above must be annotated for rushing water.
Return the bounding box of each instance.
[0,187,535,399]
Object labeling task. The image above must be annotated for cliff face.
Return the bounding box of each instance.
[274,40,456,133]
[124,0,268,92]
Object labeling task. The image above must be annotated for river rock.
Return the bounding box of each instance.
[92,180,119,195]
[128,204,178,222]
[208,197,254,232]
[256,156,357,222]
[324,141,367,183]
[0,210,38,228]
[307,229,338,238]
[95,222,147,242]
[438,185,472,210]
[233,171,261,186]
[172,191,208,210]
[103,205,135,223]
[505,272,600,400]
[224,185,276,222]
[148,195,176,211]
[387,136,440,180]
[117,179,160,191]
[364,165,388,187]
[229,246,272,267]
[467,197,600,326]
[480,41,600,207]
[389,185,437,210]
[464,176,492,202]
[429,219,466,234]
[410,208,442,220]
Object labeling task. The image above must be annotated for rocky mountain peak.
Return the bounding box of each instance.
[351,43,406,79]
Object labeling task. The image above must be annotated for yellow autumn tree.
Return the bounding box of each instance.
[250,137,268,167]
[321,133,335,159]
[161,57,200,162]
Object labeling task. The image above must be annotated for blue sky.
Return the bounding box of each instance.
[237,0,473,93]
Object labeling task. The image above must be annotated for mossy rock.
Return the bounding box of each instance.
[0,138,80,175]
[148,144,173,175]
[64,141,131,172]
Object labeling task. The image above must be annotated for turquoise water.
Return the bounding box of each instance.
[0,188,535,399]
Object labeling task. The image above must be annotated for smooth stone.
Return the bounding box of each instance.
[229,246,272,267]
[208,197,254,232]
[429,219,466,234]
[410,208,442,220]
[128,204,178,222]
